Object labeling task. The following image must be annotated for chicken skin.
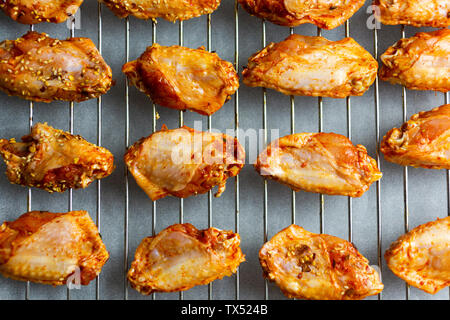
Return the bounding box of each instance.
[385,217,449,294]
[125,126,244,201]
[380,29,449,92]
[0,210,109,286]
[100,0,220,22]
[128,223,245,295]
[260,225,383,300]
[0,0,83,24]
[239,0,365,29]
[0,123,114,193]
[373,0,449,28]
[255,132,382,197]
[123,44,239,116]
[381,104,450,169]
[0,31,113,103]
[243,34,378,98]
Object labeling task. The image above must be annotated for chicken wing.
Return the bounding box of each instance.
[242,34,378,98]
[128,223,245,295]
[0,122,114,193]
[0,31,113,103]
[380,29,450,92]
[123,44,239,116]
[0,0,83,24]
[385,217,449,294]
[260,225,383,300]
[125,126,244,201]
[239,0,365,29]
[381,104,450,169]
[255,132,382,197]
[100,0,220,21]
[374,0,449,28]
[0,210,108,286]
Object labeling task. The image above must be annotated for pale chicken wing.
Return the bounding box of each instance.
[385,217,449,294]
[124,126,244,201]
[260,225,383,300]
[0,210,108,286]
[243,34,378,98]
[0,31,113,103]
[255,132,382,197]
[0,0,83,24]
[128,223,245,294]
[0,122,114,192]
[123,44,239,116]
[239,0,365,29]
[381,104,450,169]
[380,29,450,92]
[100,0,220,21]
[374,0,449,28]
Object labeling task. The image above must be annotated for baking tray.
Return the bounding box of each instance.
[0,0,448,300]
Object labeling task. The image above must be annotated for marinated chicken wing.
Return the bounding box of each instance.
[100,0,220,21]
[385,217,449,294]
[0,31,113,103]
[260,225,383,300]
[125,126,244,201]
[381,104,450,169]
[0,0,83,24]
[123,44,239,116]
[255,133,382,197]
[380,29,450,92]
[0,122,114,193]
[243,34,378,98]
[374,0,449,28]
[239,0,365,29]
[128,223,245,294]
[0,210,108,286]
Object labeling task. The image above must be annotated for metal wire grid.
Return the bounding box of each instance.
[19,2,449,301]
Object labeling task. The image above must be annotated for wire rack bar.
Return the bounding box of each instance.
[206,13,214,300]
[151,19,157,302]
[178,20,184,301]
[317,29,324,235]
[234,0,240,300]
[445,91,449,300]
[289,27,295,226]
[67,17,75,302]
[124,17,130,300]
[25,23,35,301]
[345,20,352,243]
[400,25,410,301]
[261,20,269,301]
[96,2,103,300]
[373,26,383,301]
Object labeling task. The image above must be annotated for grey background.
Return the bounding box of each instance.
[0,0,448,300]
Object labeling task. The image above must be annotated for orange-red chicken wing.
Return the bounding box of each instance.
[0,0,83,24]
[0,31,113,103]
[374,0,449,28]
[239,0,365,29]
[255,132,382,197]
[125,126,244,201]
[123,44,239,116]
[380,29,449,92]
[100,0,221,21]
[243,34,378,98]
[260,225,384,300]
[128,223,245,295]
[381,104,450,169]
[0,210,109,286]
[0,122,114,192]
[385,217,449,294]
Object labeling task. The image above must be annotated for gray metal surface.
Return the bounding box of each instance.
[0,0,448,300]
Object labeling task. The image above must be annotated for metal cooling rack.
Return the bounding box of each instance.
[0,0,448,300]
